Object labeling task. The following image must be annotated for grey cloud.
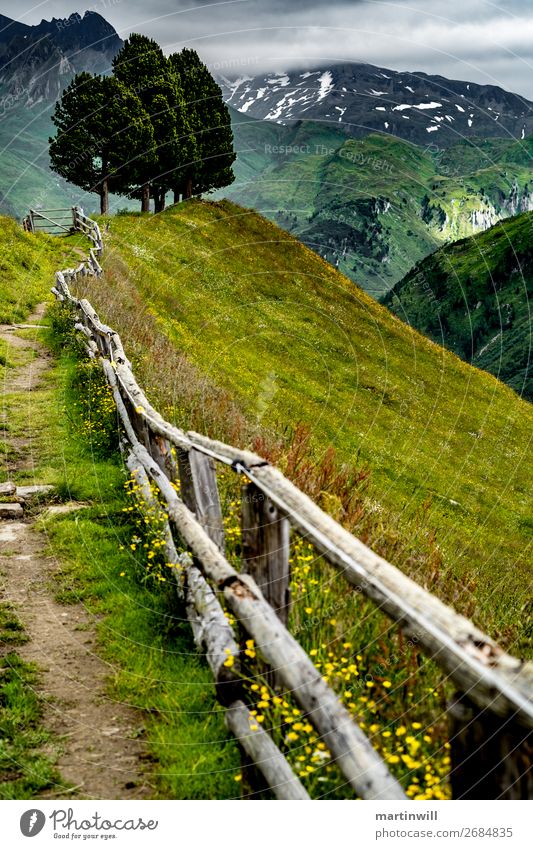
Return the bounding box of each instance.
[3,0,533,98]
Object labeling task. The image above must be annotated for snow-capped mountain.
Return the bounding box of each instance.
[219,63,533,146]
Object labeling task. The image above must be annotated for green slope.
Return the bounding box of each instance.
[0,104,134,219]
[0,104,82,216]
[0,215,80,323]
[3,95,532,302]
[383,211,533,400]
[76,199,532,652]
[223,112,533,297]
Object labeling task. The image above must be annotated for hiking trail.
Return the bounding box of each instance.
[0,308,149,800]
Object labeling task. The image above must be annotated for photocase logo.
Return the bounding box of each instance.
[20,809,46,837]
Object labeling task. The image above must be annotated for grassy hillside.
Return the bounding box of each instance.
[3,96,532,300]
[0,106,84,217]
[223,113,533,296]
[71,199,532,658]
[383,211,533,400]
[0,106,134,219]
[0,216,80,323]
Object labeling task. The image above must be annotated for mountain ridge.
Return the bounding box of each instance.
[383,210,533,399]
[0,11,124,218]
[0,11,122,107]
[219,62,533,147]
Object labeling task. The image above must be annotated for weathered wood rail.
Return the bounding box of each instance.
[43,207,532,800]
[23,207,103,269]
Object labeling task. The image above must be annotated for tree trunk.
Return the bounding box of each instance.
[100,177,109,214]
[154,190,166,214]
[173,190,180,205]
[184,175,193,199]
[141,183,150,213]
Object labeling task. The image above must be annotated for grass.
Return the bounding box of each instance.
[0,535,64,798]
[47,197,529,798]
[0,652,66,799]
[0,220,241,798]
[0,201,530,799]
[383,210,533,399]
[44,497,241,799]
[0,215,80,324]
[75,199,532,657]
[19,325,240,799]
[214,467,454,799]
[0,604,28,647]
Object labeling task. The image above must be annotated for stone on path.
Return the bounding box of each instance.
[16,484,54,501]
[0,481,16,497]
[0,502,24,519]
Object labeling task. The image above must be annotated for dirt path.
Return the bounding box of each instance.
[0,310,150,800]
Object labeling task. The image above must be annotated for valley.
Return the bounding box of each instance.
[224,110,533,296]
[383,210,533,399]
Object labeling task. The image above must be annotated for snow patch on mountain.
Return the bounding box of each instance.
[267,75,290,88]
[219,62,533,144]
[317,71,334,102]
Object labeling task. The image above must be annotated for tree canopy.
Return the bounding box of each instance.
[49,36,235,212]
[169,49,235,198]
[49,72,155,213]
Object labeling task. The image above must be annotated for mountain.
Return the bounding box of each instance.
[1,15,532,309]
[220,63,533,146]
[382,211,533,400]
[0,12,123,218]
[222,108,533,297]
[0,11,122,105]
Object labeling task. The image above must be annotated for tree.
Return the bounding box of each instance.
[113,35,196,212]
[49,72,155,213]
[169,49,236,200]
[49,36,235,213]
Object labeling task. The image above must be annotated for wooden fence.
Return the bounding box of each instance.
[23,207,103,259]
[45,207,532,800]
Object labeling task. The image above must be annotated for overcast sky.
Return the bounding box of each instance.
[4,1,533,98]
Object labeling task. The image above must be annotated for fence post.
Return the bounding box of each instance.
[448,692,533,799]
[148,433,177,481]
[123,397,152,454]
[241,482,290,625]
[177,448,225,551]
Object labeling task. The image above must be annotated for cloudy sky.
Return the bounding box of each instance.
[4,1,533,98]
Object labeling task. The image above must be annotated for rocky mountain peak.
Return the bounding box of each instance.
[219,62,533,147]
[0,10,123,107]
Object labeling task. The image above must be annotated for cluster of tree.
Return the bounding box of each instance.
[49,35,236,213]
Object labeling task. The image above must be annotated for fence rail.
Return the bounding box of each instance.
[23,207,103,258]
[42,207,532,800]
